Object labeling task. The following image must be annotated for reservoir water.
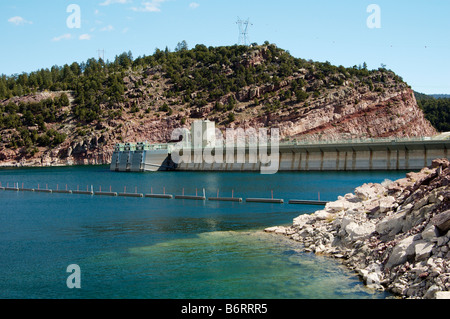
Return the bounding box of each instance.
[0,166,410,299]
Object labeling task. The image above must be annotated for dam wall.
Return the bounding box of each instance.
[274,140,449,172]
[110,139,450,173]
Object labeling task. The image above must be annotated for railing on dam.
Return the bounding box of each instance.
[280,135,446,147]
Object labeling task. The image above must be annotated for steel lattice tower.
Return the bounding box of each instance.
[236,17,252,46]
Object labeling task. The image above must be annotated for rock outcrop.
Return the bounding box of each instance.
[266,158,450,299]
[245,88,436,142]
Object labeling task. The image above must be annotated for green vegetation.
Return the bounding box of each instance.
[415,92,450,132]
[0,41,421,154]
[1,42,403,121]
[0,96,68,154]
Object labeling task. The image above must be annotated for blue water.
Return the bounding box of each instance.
[0,166,409,299]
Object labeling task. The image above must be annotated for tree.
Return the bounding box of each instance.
[115,52,133,69]
[59,93,70,107]
[70,62,82,76]
[175,40,188,52]
[295,90,308,103]
[13,84,23,96]
[0,80,7,99]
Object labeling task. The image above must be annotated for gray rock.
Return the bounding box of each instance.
[293,214,314,228]
[422,224,440,242]
[424,285,441,299]
[378,196,397,214]
[386,236,416,269]
[403,205,435,233]
[264,226,287,235]
[358,263,384,290]
[437,236,448,247]
[435,292,450,299]
[413,196,429,211]
[313,210,332,221]
[431,210,450,233]
[376,211,406,236]
[344,221,375,242]
[414,241,435,262]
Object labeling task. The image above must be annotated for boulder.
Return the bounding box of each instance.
[424,285,441,299]
[365,272,382,290]
[431,158,450,169]
[293,214,314,228]
[385,236,416,269]
[264,226,287,235]
[413,196,429,212]
[422,224,440,242]
[376,211,406,237]
[431,210,450,233]
[355,183,385,201]
[402,204,436,233]
[325,198,353,212]
[358,263,383,290]
[313,210,332,221]
[378,196,397,214]
[344,221,375,242]
[414,241,435,261]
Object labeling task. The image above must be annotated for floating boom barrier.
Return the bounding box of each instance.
[0,182,329,205]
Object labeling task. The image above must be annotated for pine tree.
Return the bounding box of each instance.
[0,80,6,99]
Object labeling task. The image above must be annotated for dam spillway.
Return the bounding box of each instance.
[110,136,450,173]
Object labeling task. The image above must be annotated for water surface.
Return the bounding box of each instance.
[0,166,409,299]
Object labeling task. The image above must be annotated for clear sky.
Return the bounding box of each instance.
[2,0,450,94]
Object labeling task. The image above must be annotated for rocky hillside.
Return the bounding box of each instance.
[266,158,450,299]
[0,43,437,167]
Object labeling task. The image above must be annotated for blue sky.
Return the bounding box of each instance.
[2,0,450,94]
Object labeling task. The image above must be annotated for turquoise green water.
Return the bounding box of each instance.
[0,166,408,299]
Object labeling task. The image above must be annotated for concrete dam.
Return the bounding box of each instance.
[110,121,450,173]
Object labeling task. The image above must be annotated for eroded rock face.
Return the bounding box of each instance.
[247,88,436,142]
[266,158,450,299]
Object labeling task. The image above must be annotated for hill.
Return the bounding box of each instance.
[431,94,450,99]
[0,42,437,167]
[414,92,450,132]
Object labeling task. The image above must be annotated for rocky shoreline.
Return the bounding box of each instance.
[266,158,450,299]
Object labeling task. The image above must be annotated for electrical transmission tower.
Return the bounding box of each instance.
[236,17,252,46]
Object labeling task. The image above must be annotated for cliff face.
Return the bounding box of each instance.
[246,87,436,142]
[0,45,438,167]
